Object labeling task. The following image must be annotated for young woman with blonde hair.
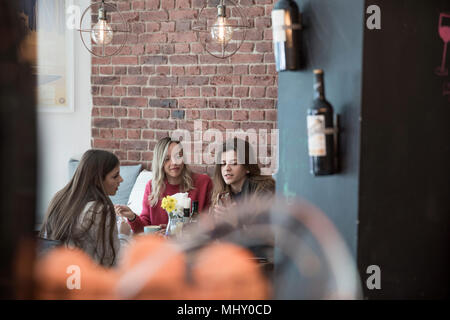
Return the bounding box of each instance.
[211,138,275,216]
[40,149,124,267]
[116,137,213,233]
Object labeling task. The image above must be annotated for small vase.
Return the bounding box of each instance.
[166,214,183,237]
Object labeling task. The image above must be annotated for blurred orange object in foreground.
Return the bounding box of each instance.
[188,243,270,300]
[34,235,269,300]
[34,247,117,299]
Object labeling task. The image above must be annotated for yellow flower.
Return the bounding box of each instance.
[161,196,177,213]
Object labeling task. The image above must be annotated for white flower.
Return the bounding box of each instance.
[170,192,189,218]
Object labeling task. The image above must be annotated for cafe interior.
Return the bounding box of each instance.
[0,0,449,300]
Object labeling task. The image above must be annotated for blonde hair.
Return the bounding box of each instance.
[149,137,194,207]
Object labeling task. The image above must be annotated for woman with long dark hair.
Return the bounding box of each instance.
[40,149,123,267]
[116,137,213,233]
[211,138,275,215]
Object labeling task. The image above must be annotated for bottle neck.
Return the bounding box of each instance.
[314,73,325,100]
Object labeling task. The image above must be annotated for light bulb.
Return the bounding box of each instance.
[211,5,233,45]
[91,7,113,45]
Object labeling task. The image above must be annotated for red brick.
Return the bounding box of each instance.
[265,110,277,121]
[186,110,200,120]
[169,9,197,20]
[210,121,240,131]
[264,53,275,63]
[128,108,141,118]
[186,87,200,97]
[100,86,113,96]
[169,55,197,65]
[249,110,265,121]
[100,107,113,117]
[143,109,155,119]
[91,76,120,85]
[200,109,215,120]
[234,65,249,74]
[201,87,216,97]
[242,99,275,109]
[121,76,148,85]
[99,66,113,75]
[238,42,255,52]
[217,66,233,74]
[149,76,177,86]
[111,56,139,65]
[121,97,148,107]
[114,66,127,75]
[128,66,142,75]
[142,151,154,161]
[175,43,190,54]
[132,0,145,10]
[179,76,209,86]
[176,0,191,8]
[179,98,207,109]
[156,108,170,119]
[113,87,127,96]
[264,29,273,41]
[208,98,240,109]
[168,32,197,43]
[114,108,127,117]
[233,110,249,121]
[128,151,142,161]
[185,66,200,75]
[171,87,185,97]
[145,0,159,10]
[242,75,274,86]
[142,87,156,96]
[266,87,278,98]
[142,130,155,139]
[99,129,113,139]
[113,129,127,139]
[121,140,148,151]
[155,66,170,75]
[121,119,148,128]
[217,110,232,120]
[162,0,175,9]
[210,75,240,85]
[256,42,273,54]
[139,33,167,43]
[230,54,264,64]
[146,22,161,32]
[93,139,120,149]
[234,87,249,97]
[218,87,233,97]
[140,11,168,21]
[149,120,177,130]
[156,87,170,98]
[172,66,185,75]
[128,87,142,96]
[127,129,141,139]
[93,97,120,106]
[200,66,216,75]
[241,122,274,131]
[250,87,266,98]
[250,65,266,74]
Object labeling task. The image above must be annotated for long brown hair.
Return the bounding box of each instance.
[149,137,194,207]
[40,149,119,266]
[211,138,275,206]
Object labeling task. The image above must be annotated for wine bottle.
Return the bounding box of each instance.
[190,200,199,223]
[271,0,302,72]
[307,69,335,176]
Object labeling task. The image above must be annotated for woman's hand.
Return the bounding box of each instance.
[213,202,237,216]
[114,205,136,220]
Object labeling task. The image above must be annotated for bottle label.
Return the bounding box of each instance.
[271,10,286,42]
[307,115,327,156]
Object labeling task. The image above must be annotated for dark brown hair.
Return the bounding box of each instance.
[211,138,274,206]
[40,149,119,266]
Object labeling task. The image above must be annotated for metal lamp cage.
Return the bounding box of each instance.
[78,1,130,58]
[193,0,251,59]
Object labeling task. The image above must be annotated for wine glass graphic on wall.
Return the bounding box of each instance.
[436,13,450,76]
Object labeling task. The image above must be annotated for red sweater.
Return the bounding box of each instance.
[128,173,213,233]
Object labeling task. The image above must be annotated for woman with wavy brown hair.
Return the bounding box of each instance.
[40,149,123,267]
[211,138,275,216]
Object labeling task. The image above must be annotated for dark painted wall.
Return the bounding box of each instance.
[358,0,450,299]
[276,0,364,257]
[276,0,450,299]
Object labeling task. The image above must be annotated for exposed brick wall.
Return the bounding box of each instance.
[91,0,278,174]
